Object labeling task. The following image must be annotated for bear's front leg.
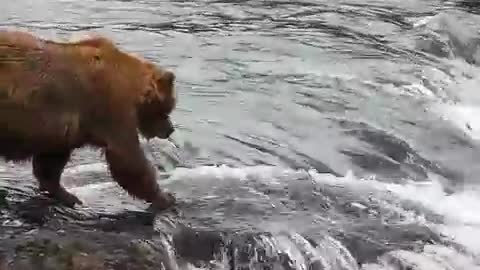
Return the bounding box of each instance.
[105,133,176,211]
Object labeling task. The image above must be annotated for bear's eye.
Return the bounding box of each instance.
[93,55,101,61]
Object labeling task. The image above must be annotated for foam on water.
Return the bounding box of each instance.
[362,245,480,270]
[66,163,480,269]
[428,61,480,140]
[309,169,480,253]
[415,12,480,141]
[64,162,107,175]
[433,103,480,140]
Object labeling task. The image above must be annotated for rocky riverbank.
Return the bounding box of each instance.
[0,183,193,270]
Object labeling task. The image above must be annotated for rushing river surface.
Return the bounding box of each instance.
[3,0,480,269]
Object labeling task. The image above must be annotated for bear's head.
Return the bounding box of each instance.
[136,61,177,140]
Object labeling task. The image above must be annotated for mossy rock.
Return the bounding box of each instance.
[12,239,104,270]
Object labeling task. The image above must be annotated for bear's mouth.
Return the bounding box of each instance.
[143,115,174,140]
[157,116,174,139]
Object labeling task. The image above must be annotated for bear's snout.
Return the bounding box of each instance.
[164,117,175,138]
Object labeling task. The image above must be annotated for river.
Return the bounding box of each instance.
[2,0,480,269]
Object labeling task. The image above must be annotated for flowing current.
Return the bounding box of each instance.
[3,0,480,269]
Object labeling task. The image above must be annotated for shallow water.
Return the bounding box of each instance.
[3,0,480,269]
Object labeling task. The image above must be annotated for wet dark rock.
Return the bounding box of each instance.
[173,225,224,263]
[0,189,8,208]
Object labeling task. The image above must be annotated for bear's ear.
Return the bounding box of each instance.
[145,68,175,102]
[141,69,164,104]
[156,70,175,101]
[68,32,115,49]
[139,63,176,116]
[144,72,165,101]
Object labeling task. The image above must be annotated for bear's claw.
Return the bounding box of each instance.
[47,187,83,208]
[148,191,176,212]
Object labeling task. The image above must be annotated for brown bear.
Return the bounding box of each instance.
[0,29,177,211]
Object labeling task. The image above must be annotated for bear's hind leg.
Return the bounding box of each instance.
[32,151,82,207]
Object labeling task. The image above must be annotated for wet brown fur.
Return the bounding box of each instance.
[0,29,177,209]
